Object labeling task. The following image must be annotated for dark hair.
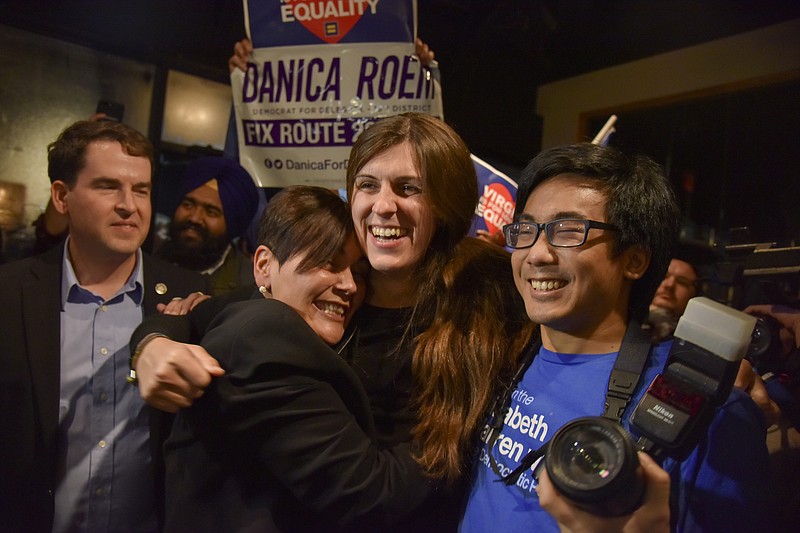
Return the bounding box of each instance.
[257,186,353,273]
[515,143,680,322]
[47,120,154,187]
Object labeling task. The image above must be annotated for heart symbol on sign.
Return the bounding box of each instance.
[292,0,365,44]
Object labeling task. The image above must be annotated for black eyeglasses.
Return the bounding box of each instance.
[502,218,618,249]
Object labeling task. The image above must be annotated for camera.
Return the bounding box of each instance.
[534,297,756,516]
[537,416,644,516]
[747,315,784,373]
[709,243,799,377]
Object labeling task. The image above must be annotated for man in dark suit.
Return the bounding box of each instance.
[0,120,209,532]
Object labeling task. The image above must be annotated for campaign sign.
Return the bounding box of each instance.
[234,0,440,188]
[246,0,415,46]
[468,155,518,245]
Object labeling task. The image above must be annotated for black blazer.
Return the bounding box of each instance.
[0,244,209,533]
[164,297,432,532]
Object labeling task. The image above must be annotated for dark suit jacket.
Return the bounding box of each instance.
[164,297,432,532]
[0,244,209,533]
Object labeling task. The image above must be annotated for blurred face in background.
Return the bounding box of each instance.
[650,258,697,317]
[166,181,230,270]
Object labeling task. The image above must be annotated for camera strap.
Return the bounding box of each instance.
[602,320,651,423]
[486,339,540,483]
[489,320,652,485]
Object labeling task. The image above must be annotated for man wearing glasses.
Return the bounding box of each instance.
[460,143,771,532]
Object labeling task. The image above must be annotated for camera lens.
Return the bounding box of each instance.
[749,317,773,357]
[747,315,784,371]
[568,441,610,479]
[545,417,643,517]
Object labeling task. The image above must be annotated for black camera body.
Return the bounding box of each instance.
[629,297,755,460]
[537,297,757,516]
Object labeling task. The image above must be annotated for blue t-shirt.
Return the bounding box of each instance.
[460,341,772,532]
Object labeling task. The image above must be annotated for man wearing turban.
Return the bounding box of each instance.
[156,157,259,295]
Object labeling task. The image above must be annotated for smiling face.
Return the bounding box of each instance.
[349,142,436,280]
[172,182,228,248]
[650,258,697,316]
[166,182,230,270]
[511,174,649,349]
[52,140,151,263]
[254,234,368,345]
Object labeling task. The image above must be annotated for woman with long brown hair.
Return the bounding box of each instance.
[131,113,534,529]
[342,113,534,483]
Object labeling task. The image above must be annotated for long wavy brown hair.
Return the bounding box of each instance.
[412,238,536,482]
[346,114,535,482]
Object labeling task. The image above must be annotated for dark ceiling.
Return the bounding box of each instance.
[2,0,799,165]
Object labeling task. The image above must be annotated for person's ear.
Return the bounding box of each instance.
[623,245,650,280]
[253,245,275,291]
[51,181,70,216]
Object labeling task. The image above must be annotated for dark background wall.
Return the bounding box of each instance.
[589,79,800,246]
[1,0,799,248]
[3,0,799,166]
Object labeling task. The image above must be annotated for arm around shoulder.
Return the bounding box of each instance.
[174,301,433,528]
[130,303,225,413]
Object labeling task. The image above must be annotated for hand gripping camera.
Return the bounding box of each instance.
[529,297,757,516]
